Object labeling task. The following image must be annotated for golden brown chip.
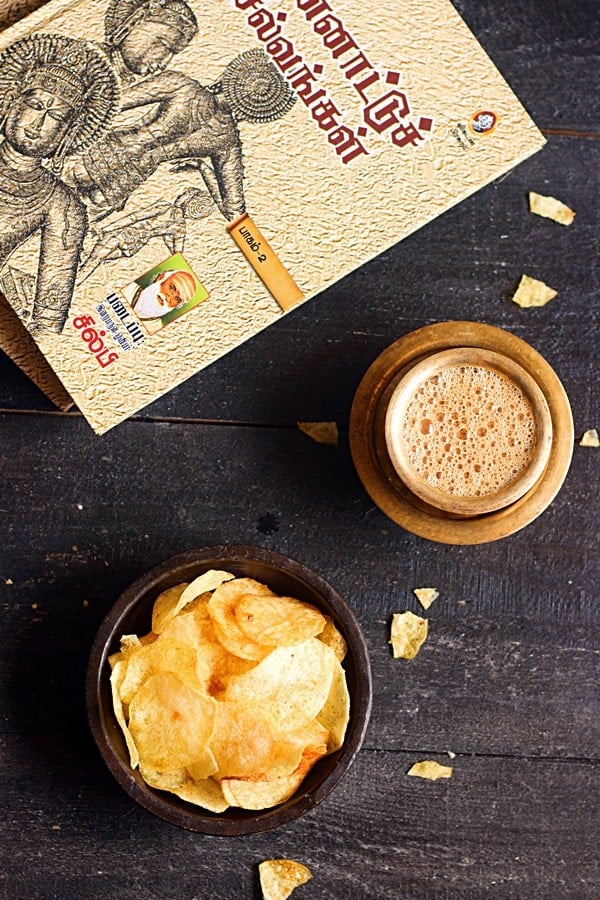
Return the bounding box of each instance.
[407,760,453,780]
[128,672,217,769]
[208,578,275,660]
[119,636,208,705]
[225,639,336,731]
[511,274,557,308]
[413,587,439,610]
[297,421,339,445]
[259,859,313,900]
[210,701,302,778]
[317,615,347,661]
[316,659,350,752]
[389,611,428,659]
[110,659,139,769]
[175,776,230,812]
[235,593,326,646]
[151,583,188,634]
[222,739,328,810]
[529,191,575,226]
[174,570,235,618]
[580,428,599,447]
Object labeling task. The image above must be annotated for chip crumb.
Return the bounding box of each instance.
[579,428,599,448]
[297,421,339,446]
[529,191,575,226]
[5,578,13,585]
[413,587,439,610]
[83,599,90,608]
[31,602,38,610]
[389,611,428,659]
[259,859,313,900]
[408,760,453,780]
[51,824,61,831]
[511,275,558,308]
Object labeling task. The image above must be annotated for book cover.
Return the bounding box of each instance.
[0,0,545,433]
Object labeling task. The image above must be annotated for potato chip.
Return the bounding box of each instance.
[259,859,313,900]
[235,593,326,646]
[317,659,350,752]
[151,583,188,634]
[407,760,453,780]
[208,578,275,660]
[184,746,219,781]
[225,639,336,731]
[173,569,235,618]
[222,740,328,810]
[110,659,139,769]
[210,701,302,778]
[529,191,575,226]
[413,587,439,610]
[317,615,347,661]
[128,672,217,769]
[297,420,339,446]
[390,611,428,659]
[119,637,208,706]
[580,428,599,447]
[175,776,230,813]
[511,274,557,308]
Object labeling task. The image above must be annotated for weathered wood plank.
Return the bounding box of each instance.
[0,734,597,898]
[1,416,596,760]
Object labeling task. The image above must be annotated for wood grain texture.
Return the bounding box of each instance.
[0,1,597,897]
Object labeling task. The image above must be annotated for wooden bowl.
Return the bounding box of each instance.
[86,545,372,834]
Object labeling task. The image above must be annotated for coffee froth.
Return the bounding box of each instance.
[399,365,536,498]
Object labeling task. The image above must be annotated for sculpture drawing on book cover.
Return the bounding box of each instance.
[0,0,296,335]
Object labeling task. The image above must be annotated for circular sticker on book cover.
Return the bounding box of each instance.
[469,110,499,136]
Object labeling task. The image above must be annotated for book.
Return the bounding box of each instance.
[0,0,545,433]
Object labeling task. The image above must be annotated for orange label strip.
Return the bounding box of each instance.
[227,212,304,312]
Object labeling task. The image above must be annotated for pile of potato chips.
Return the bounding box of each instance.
[109,570,350,812]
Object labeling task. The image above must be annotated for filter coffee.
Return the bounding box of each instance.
[400,364,536,499]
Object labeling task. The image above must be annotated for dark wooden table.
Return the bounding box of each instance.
[1,2,598,897]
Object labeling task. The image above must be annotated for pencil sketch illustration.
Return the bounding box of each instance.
[0,0,297,335]
[0,33,119,333]
[78,188,214,282]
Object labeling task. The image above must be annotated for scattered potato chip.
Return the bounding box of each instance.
[110,575,351,812]
[413,587,439,610]
[511,274,558,308]
[529,191,575,226]
[297,421,339,446]
[389,611,428,659]
[407,760,453,780]
[259,859,313,900]
[580,428,599,447]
